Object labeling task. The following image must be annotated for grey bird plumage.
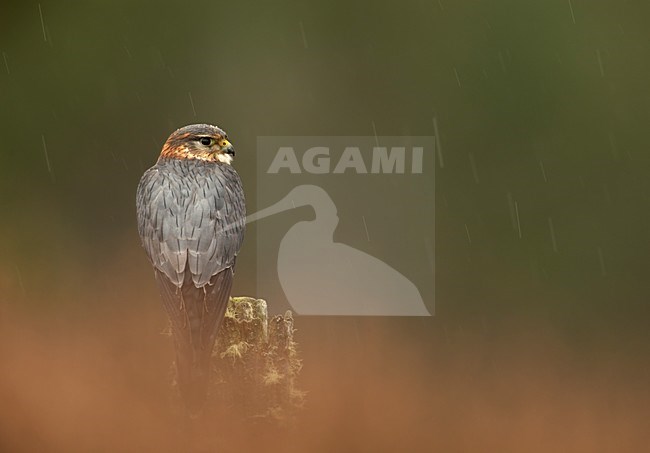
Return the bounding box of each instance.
[136,124,246,414]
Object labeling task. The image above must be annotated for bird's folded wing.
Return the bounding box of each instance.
[136,163,246,287]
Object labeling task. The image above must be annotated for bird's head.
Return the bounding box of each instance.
[159,124,236,165]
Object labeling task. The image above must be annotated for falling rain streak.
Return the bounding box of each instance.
[468,152,479,183]
[453,67,461,87]
[299,21,308,49]
[548,217,558,252]
[464,224,472,244]
[2,52,9,75]
[361,216,370,242]
[123,44,133,60]
[514,201,522,238]
[568,0,577,24]
[188,92,197,116]
[38,4,47,42]
[41,134,54,182]
[432,117,444,168]
[596,49,605,77]
[498,51,507,74]
[539,160,548,182]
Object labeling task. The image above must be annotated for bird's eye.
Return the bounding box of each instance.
[199,137,212,146]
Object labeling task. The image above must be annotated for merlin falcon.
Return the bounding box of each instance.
[136,124,246,413]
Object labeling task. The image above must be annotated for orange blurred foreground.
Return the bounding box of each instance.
[0,305,648,453]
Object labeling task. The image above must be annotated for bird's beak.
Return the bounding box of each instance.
[221,139,236,156]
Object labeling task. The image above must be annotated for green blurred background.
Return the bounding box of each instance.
[1,0,649,450]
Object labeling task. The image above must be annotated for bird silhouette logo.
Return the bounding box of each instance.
[247,185,430,316]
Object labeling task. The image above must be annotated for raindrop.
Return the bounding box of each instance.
[362,215,370,242]
[548,217,558,252]
[514,201,522,238]
[453,67,461,87]
[596,49,605,77]
[38,4,47,42]
[468,152,479,183]
[498,51,507,74]
[2,51,9,75]
[188,92,197,116]
[371,121,379,147]
[568,0,576,24]
[41,134,55,182]
[432,116,444,168]
[299,20,309,49]
[123,43,133,60]
[539,160,548,182]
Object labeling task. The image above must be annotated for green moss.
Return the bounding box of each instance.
[209,297,304,423]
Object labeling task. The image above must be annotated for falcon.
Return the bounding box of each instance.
[136,124,246,414]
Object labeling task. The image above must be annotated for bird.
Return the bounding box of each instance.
[136,124,246,415]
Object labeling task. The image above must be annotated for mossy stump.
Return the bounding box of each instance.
[208,297,304,424]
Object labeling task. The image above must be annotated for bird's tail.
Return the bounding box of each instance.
[156,268,233,415]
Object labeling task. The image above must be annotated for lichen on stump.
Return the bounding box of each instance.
[208,297,304,423]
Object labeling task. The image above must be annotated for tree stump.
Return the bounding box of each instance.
[208,297,304,424]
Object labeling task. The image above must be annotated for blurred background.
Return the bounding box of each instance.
[0,1,649,451]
